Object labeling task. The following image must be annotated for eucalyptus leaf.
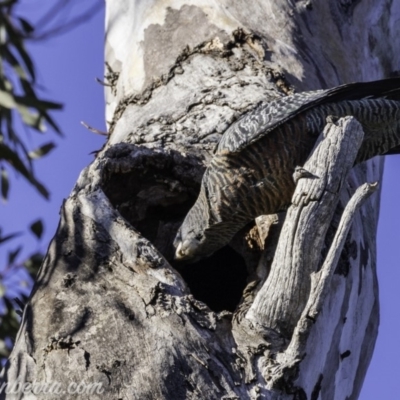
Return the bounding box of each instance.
[32,179,49,199]
[15,95,63,111]
[3,16,35,81]
[15,104,46,132]
[28,142,56,159]
[23,252,43,278]
[0,89,16,109]
[14,41,35,81]
[0,2,64,366]
[0,232,20,245]
[0,339,8,359]
[0,143,49,198]
[1,166,8,200]
[43,112,63,136]
[8,246,21,265]
[29,219,43,240]
[18,17,34,34]
[0,141,33,177]
[1,46,27,80]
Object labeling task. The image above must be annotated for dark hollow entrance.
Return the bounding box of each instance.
[174,246,248,313]
[101,146,250,313]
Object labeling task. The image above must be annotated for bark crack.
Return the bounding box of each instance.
[109,28,293,134]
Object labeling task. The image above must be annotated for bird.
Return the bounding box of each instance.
[174,78,400,263]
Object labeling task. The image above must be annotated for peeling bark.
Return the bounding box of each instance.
[1,1,399,399]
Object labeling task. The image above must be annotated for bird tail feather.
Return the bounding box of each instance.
[382,144,400,155]
[324,77,400,103]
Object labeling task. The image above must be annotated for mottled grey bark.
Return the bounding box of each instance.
[1,1,399,399]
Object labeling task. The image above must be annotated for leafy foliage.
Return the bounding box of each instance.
[0,0,62,362]
[0,1,62,201]
[0,225,44,361]
[0,0,102,365]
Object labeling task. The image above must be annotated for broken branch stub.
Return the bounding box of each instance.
[246,116,366,341]
[286,181,378,358]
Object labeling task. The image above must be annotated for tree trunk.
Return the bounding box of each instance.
[1,1,399,399]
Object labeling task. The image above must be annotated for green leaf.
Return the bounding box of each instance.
[1,166,9,201]
[18,17,34,34]
[0,20,6,46]
[15,95,63,111]
[0,91,47,132]
[29,219,43,240]
[0,89,16,109]
[16,104,45,132]
[0,1,17,9]
[8,246,21,264]
[0,339,9,359]
[42,112,63,136]
[3,16,35,81]
[1,45,28,81]
[0,143,28,174]
[0,90,63,114]
[0,283,5,298]
[0,231,20,245]
[14,41,35,82]
[28,142,56,159]
[4,118,34,169]
[0,143,49,198]
[23,252,43,278]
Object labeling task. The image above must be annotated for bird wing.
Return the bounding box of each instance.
[216,77,400,154]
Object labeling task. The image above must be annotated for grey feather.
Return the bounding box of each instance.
[174,78,400,262]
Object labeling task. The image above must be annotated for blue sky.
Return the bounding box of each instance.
[0,2,399,398]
